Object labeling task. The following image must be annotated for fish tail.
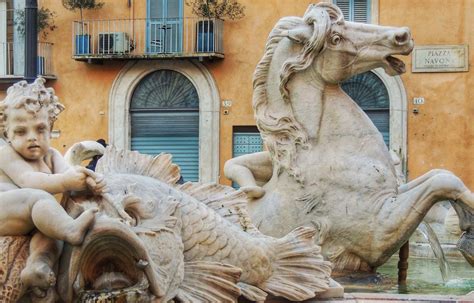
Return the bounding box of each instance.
[260,226,333,301]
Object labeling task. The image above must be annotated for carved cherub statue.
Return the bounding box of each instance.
[0,78,103,296]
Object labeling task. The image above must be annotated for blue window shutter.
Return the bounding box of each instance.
[233,132,263,157]
[354,0,370,23]
[131,111,199,182]
[335,0,351,21]
[334,0,370,23]
[232,130,263,188]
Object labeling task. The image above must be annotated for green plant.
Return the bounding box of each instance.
[14,7,57,40]
[62,0,104,34]
[186,0,245,20]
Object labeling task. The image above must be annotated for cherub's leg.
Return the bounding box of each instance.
[21,232,62,293]
[0,189,97,245]
[224,151,272,198]
[31,192,98,245]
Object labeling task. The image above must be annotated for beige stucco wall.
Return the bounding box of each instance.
[378,0,473,187]
[2,0,472,188]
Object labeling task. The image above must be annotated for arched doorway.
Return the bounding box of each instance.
[109,60,220,183]
[130,69,199,181]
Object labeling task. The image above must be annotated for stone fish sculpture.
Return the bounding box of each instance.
[225,2,474,272]
[54,147,334,302]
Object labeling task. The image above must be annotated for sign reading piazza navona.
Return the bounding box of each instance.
[412,45,469,73]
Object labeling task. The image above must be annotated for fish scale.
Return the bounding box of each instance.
[176,194,272,284]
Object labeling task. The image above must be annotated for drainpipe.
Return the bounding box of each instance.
[24,0,38,83]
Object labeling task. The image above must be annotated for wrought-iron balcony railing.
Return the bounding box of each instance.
[0,42,55,78]
[72,17,224,61]
[0,8,55,79]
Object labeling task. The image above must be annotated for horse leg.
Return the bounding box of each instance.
[370,170,473,266]
[398,169,455,193]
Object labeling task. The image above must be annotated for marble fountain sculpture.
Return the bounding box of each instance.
[225,2,474,272]
[0,81,335,302]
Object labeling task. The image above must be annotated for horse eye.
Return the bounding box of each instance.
[330,35,341,45]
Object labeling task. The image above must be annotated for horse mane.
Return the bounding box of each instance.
[252,3,343,182]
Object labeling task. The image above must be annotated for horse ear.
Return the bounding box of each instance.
[286,26,313,44]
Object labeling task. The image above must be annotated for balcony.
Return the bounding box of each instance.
[1,7,55,85]
[72,17,224,62]
[0,42,55,82]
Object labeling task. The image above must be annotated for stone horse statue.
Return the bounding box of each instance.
[224,3,474,272]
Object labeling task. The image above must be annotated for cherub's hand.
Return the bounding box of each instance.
[85,172,108,195]
[61,166,90,191]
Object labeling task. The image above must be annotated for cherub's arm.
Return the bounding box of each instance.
[51,147,107,195]
[50,148,70,173]
[224,151,273,198]
[0,146,90,194]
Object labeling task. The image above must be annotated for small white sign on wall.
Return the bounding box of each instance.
[413,97,425,105]
[222,100,232,108]
[412,45,468,73]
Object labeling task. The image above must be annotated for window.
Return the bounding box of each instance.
[334,0,370,23]
[147,0,183,53]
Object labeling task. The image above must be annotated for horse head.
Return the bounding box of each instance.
[253,3,414,182]
[282,3,414,86]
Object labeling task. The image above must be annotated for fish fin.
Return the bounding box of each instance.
[237,282,268,302]
[178,182,262,235]
[176,261,242,303]
[96,147,180,184]
[259,226,333,301]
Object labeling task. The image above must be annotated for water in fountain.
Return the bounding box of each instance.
[335,219,474,295]
[417,221,451,281]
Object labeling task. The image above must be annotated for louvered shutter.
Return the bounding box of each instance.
[131,112,199,181]
[131,70,200,182]
[335,0,351,21]
[354,0,369,23]
[334,0,370,23]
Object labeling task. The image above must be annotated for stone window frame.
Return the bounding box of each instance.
[109,60,220,183]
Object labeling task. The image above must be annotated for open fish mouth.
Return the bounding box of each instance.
[68,219,162,301]
[76,235,147,290]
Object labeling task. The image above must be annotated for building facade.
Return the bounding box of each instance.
[0,0,472,189]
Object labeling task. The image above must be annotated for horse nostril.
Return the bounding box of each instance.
[393,29,410,45]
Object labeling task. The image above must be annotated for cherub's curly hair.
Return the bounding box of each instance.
[0,78,65,138]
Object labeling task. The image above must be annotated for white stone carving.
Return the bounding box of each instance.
[225,3,474,272]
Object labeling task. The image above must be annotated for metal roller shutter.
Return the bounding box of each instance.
[131,111,199,182]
